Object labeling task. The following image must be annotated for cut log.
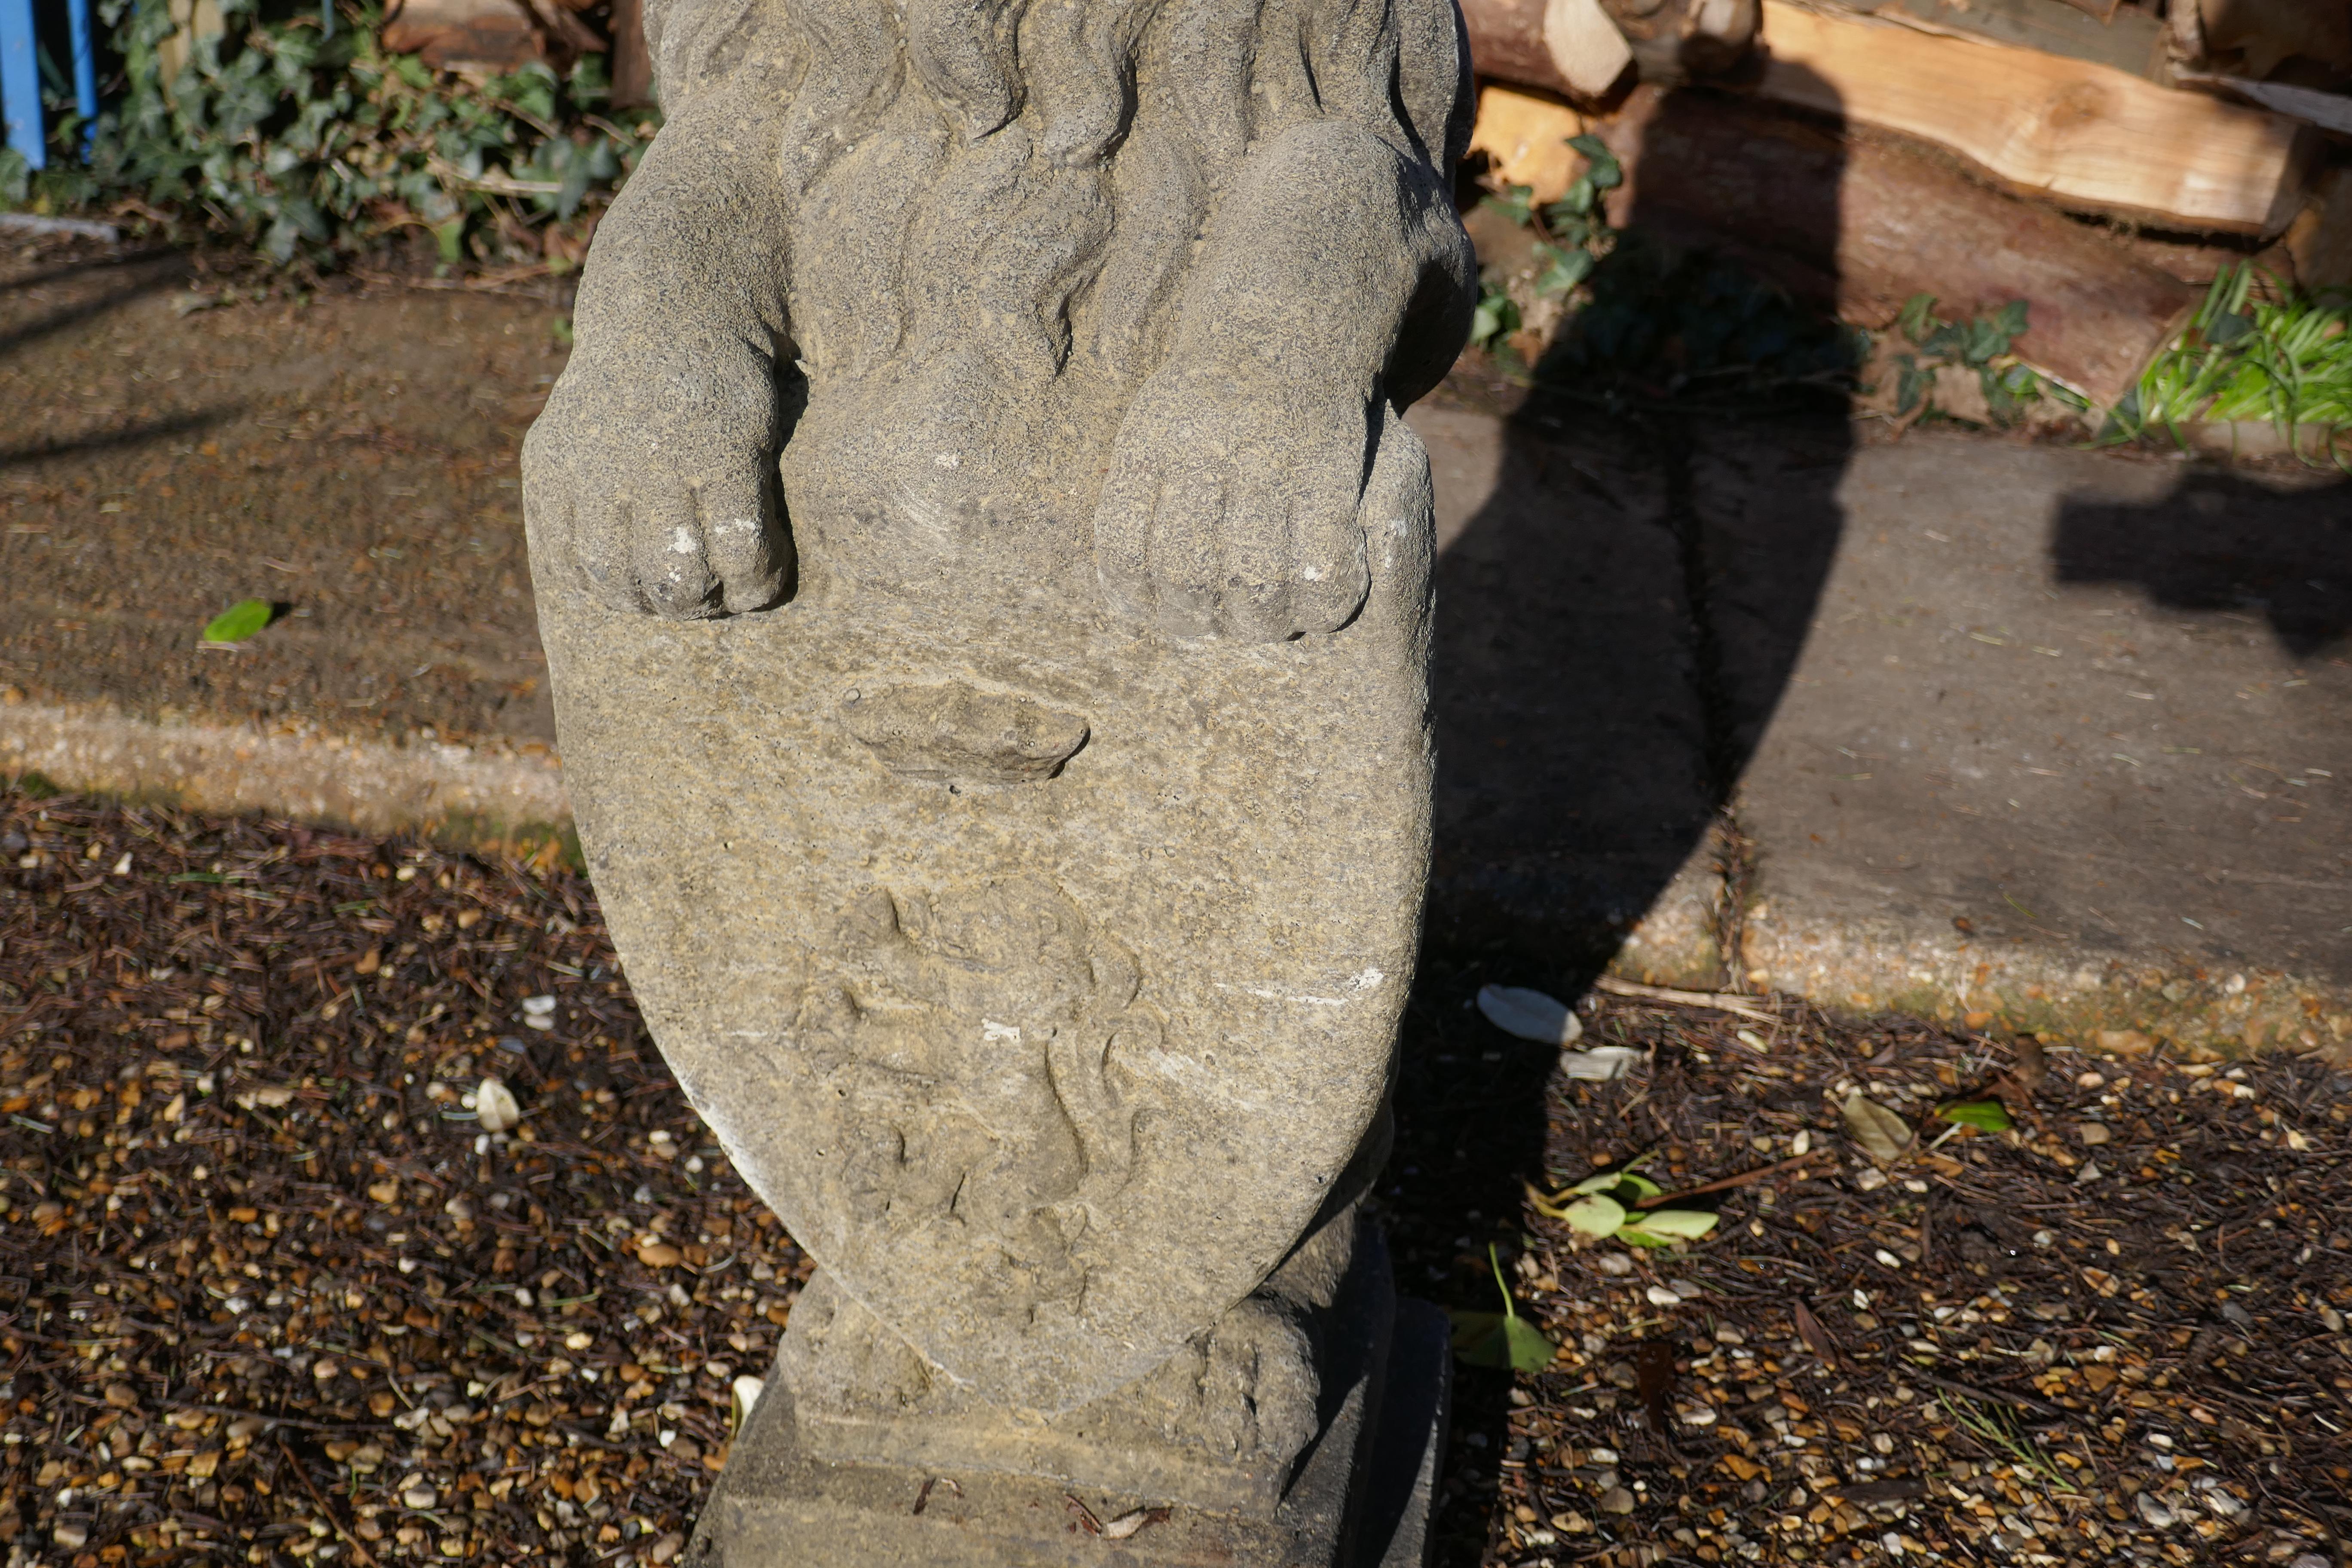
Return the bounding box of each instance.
[1466,82,1589,203]
[1459,0,1757,97]
[1593,85,2197,405]
[1544,0,1636,99]
[382,0,603,70]
[2287,167,2352,291]
[1828,0,2168,81]
[1749,0,2317,236]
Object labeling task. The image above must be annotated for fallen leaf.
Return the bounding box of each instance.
[1841,1093,1915,1163]
[1558,1045,1642,1081]
[1792,1299,1841,1366]
[1556,1193,1627,1237]
[1477,983,1584,1045]
[1618,1208,1718,1246]
[1936,1099,2013,1132]
[1635,1338,1676,1434]
[1101,1507,1173,1540]
[200,598,274,645]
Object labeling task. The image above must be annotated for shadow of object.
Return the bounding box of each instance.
[2053,468,2352,658]
[1391,74,1857,1568]
[0,252,191,363]
[0,407,245,471]
[0,245,184,296]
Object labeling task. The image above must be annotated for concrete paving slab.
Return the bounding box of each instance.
[1,240,568,842]
[1734,432,2352,1056]
[1411,400,1727,983]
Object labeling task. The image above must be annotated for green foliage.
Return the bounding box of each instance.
[1469,280,1522,350]
[200,597,275,644]
[1936,1099,2014,1133]
[4,0,655,270]
[1447,1245,1558,1372]
[1470,130,1857,403]
[1550,234,1865,403]
[2109,263,2352,452]
[1529,1164,1721,1250]
[1886,293,2049,427]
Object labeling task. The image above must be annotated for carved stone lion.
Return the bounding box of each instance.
[521,0,1475,1547]
[522,0,1476,642]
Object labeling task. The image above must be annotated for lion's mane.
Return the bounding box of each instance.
[639,0,1468,389]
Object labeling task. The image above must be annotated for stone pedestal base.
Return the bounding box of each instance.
[683,1294,1449,1568]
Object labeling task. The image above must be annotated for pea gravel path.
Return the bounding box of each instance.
[2,784,2349,1568]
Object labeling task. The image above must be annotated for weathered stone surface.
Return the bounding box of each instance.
[521,0,1477,1528]
[683,1225,1451,1567]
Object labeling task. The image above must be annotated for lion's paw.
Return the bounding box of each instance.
[522,337,790,619]
[1091,372,1373,643]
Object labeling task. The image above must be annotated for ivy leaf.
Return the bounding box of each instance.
[201,598,275,645]
[1533,242,1596,298]
[1567,132,1621,190]
[1937,1099,2014,1132]
[1479,183,1535,227]
[1897,292,1941,346]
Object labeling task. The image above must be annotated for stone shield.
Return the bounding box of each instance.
[530,409,1436,1416]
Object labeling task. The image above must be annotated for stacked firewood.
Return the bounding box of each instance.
[1461,0,2350,409]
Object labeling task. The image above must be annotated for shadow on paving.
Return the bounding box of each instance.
[2054,467,2352,660]
[0,251,190,364]
[1397,80,1856,1562]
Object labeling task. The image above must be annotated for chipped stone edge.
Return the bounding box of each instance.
[0,698,572,852]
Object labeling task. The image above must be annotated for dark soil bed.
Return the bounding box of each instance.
[2,785,2348,1567]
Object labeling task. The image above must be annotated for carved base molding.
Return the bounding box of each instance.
[684,1240,1449,1568]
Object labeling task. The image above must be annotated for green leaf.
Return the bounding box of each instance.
[202,597,275,643]
[1628,1208,1718,1238]
[1897,292,1941,346]
[1447,1309,1559,1371]
[1615,1172,1663,1200]
[1937,1099,2014,1132]
[1558,1193,1627,1237]
[1479,183,1535,227]
[1533,242,1595,298]
[1567,133,1621,190]
[1470,285,1521,349]
[1615,1228,1681,1248]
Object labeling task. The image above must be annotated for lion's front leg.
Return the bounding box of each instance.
[1091,119,1475,643]
[523,88,798,619]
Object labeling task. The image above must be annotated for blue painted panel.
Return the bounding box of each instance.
[0,0,46,171]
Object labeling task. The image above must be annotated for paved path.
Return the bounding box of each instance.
[1,242,564,839]
[1411,398,2352,1057]
[7,237,2347,1053]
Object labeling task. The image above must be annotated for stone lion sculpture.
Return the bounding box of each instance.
[523,0,1475,641]
[522,0,1476,1556]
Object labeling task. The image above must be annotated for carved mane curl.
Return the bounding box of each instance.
[640,0,1469,386]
